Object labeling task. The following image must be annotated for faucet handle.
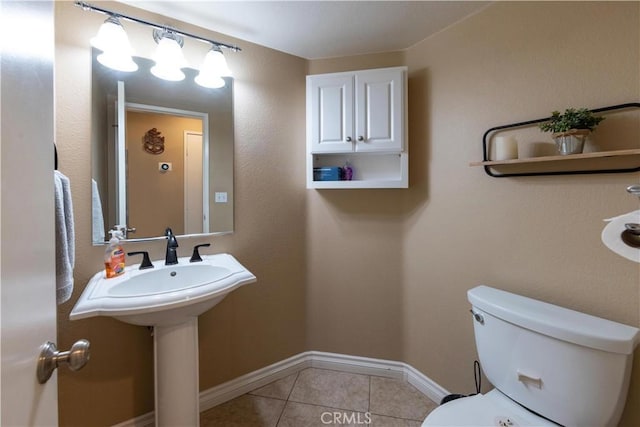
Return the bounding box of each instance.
[190,244,211,263]
[127,251,154,269]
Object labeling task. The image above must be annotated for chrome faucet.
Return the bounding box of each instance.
[164,227,179,265]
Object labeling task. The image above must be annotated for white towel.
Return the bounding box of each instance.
[55,170,75,304]
[92,179,105,243]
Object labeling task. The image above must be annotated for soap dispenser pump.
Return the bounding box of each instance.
[104,228,125,278]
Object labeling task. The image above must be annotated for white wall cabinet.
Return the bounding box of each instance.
[306,66,408,189]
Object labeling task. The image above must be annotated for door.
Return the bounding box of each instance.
[184,131,205,234]
[307,73,354,153]
[1,1,58,424]
[355,68,403,152]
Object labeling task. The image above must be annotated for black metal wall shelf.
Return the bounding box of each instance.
[472,102,640,177]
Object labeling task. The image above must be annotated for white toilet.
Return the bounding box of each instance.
[422,285,640,427]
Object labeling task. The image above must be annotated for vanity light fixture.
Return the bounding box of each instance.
[76,1,241,87]
[195,46,231,89]
[151,29,188,81]
[90,16,138,72]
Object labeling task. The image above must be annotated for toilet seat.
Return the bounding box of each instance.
[422,390,557,427]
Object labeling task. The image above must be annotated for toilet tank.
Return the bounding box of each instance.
[468,285,639,427]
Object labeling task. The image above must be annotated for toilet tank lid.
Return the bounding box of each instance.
[468,285,640,355]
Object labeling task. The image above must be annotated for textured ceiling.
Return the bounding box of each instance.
[119,1,490,59]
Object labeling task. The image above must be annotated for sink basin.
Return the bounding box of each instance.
[107,264,233,297]
[70,253,256,326]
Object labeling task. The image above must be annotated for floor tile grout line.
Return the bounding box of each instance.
[274,370,301,426]
[285,367,371,412]
[367,374,371,413]
[246,394,289,403]
[285,370,301,402]
[285,397,370,414]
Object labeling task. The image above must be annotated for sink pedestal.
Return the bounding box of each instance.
[154,317,200,426]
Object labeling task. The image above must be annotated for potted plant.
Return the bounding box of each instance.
[539,107,605,155]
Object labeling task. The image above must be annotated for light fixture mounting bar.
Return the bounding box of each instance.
[74,1,242,52]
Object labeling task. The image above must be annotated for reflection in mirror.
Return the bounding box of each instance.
[91,49,234,245]
[125,104,208,237]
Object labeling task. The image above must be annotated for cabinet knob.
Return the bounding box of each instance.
[357,136,365,141]
[346,136,352,142]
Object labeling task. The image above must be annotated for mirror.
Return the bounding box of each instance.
[91,49,234,244]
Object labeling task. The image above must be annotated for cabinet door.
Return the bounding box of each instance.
[308,74,354,153]
[355,68,403,152]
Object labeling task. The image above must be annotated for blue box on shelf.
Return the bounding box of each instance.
[313,166,342,181]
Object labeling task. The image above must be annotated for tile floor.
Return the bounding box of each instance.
[200,367,439,426]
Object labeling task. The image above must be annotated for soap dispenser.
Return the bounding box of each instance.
[104,229,125,278]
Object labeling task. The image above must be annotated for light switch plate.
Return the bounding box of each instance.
[214,192,228,203]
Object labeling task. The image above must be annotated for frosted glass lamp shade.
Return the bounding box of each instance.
[97,51,138,72]
[202,48,232,76]
[90,17,132,54]
[194,74,225,89]
[195,47,231,88]
[90,16,137,72]
[151,63,185,81]
[151,36,187,81]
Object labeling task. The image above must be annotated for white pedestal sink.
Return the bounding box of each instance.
[70,253,257,426]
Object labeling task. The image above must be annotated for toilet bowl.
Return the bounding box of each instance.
[422,285,639,427]
[422,390,556,426]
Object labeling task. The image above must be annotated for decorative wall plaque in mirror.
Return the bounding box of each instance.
[91,49,234,244]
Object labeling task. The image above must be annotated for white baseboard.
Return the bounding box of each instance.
[199,351,313,412]
[112,351,449,427]
[111,412,155,427]
[403,362,451,404]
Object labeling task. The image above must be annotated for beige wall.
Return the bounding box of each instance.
[55,1,639,426]
[307,2,640,426]
[305,50,409,361]
[403,4,639,426]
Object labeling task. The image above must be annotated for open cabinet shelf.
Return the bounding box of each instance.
[309,152,408,189]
